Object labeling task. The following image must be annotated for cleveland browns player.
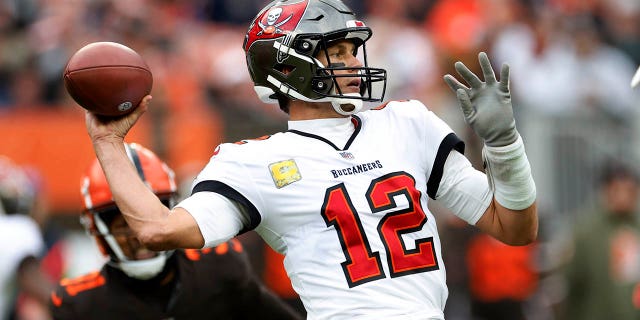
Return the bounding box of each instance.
[49,143,302,320]
[82,0,537,318]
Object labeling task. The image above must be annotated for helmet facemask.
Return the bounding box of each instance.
[310,32,386,115]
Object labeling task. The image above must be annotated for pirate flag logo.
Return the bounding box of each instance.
[244,0,308,51]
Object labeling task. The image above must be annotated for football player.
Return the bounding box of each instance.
[82,0,538,319]
[49,143,302,320]
[0,156,50,319]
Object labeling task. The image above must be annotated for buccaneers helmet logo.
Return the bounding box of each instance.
[244,0,308,51]
[258,7,293,35]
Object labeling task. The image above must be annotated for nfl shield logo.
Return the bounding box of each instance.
[339,151,354,160]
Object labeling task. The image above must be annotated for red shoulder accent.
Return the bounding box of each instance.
[234,135,272,145]
[185,240,243,260]
[184,248,213,261]
[184,249,201,261]
[59,271,105,296]
[214,242,230,255]
[231,238,243,253]
[213,239,243,255]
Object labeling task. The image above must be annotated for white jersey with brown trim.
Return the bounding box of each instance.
[190,99,464,320]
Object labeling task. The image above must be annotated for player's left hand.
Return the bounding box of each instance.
[444,52,517,147]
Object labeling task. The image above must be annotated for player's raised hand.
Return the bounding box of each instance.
[444,52,517,147]
[86,95,151,145]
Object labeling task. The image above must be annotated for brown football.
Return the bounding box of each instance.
[63,42,152,117]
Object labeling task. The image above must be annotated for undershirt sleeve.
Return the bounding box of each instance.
[434,151,493,225]
[176,192,249,248]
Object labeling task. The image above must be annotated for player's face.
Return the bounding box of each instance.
[108,213,158,260]
[317,40,363,95]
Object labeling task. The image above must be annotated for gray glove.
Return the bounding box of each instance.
[444,52,518,147]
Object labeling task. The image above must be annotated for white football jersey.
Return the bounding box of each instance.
[190,100,468,319]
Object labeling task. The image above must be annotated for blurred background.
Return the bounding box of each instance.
[1,0,640,319]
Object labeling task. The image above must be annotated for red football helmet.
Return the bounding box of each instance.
[80,143,177,279]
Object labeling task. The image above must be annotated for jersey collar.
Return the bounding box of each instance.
[287,116,362,151]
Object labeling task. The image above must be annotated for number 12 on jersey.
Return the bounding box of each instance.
[321,171,439,288]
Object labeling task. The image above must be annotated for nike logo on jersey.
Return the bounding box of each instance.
[331,160,383,178]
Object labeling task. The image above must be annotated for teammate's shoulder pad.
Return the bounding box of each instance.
[58,271,106,296]
[50,270,105,309]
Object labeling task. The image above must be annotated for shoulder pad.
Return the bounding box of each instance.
[58,271,106,296]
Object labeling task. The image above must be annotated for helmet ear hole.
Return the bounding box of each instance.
[340,103,356,113]
[274,63,296,75]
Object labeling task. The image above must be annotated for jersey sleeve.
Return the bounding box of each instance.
[188,144,265,232]
[435,151,492,224]
[394,100,489,223]
[387,100,465,199]
[176,192,247,248]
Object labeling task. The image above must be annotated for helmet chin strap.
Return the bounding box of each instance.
[115,252,172,280]
[265,75,365,116]
[331,93,364,116]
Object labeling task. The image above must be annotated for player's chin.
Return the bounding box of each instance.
[134,248,157,260]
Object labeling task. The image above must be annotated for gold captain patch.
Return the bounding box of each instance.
[269,159,302,189]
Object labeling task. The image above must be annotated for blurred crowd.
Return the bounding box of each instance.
[1,0,640,319]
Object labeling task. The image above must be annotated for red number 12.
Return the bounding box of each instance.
[321,172,439,287]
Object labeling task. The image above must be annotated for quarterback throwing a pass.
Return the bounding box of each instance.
[84,0,537,319]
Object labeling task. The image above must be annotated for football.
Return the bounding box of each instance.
[63,42,153,117]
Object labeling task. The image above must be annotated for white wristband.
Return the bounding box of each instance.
[482,135,536,210]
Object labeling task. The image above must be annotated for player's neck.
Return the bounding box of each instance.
[289,100,347,121]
